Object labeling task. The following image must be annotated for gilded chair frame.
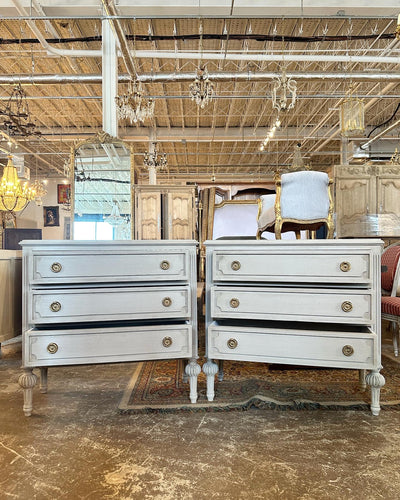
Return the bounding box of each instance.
[256,172,335,240]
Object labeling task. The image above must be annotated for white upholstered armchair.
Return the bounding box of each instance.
[256,170,334,239]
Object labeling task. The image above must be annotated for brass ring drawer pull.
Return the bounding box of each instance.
[160,260,170,270]
[231,260,241,271]
[162,297,172,307]
[227,338,238,349]
[230,298,240,308]
[47,342,58,354]
[340,261,351,272]
[51,262,62,273]
[162,336,173,348]
[341,301,353,313]
[342,345,354,357]
[50,301,61,312]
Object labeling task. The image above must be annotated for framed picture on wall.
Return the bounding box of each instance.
[43,206,60,227]
[57,184,71,204]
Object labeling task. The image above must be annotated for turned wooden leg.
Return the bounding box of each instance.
[18,368,38,417]
[185,358,201,403]
[40,367,48,393]
[365,368,385,416]
[202,358,219,401]
[392,321,399,357]
[218,360,224,382]
[359,369,367,391]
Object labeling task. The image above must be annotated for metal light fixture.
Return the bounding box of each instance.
[143,142,168,171]
[189,66,214,109]
[390,148,400,165]
[271,70,297,112]
[339,94,365,137]
[0,83,40,137]
[104,200,126,227]
[30,179,47,207]
[115,78,155,124]
[0,155,35,211]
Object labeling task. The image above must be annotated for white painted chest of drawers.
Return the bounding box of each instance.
[19,240,200,416]
[203,239,385,416]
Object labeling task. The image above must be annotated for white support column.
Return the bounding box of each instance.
[102,20,118,137]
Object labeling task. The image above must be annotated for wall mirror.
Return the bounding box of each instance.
[69,132,134,240]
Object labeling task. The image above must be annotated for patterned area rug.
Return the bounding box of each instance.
[118,354,400,413]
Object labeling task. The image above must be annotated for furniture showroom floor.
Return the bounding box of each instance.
[1,329,399,500]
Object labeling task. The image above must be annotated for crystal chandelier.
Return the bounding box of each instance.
[143,143,168,170]
[104,200,126,227]
[0,83,41,137]
[189,66,214,109]
[115,79,155,124]
[30,179,47,206]
[0,155,35,211]
[271,71,297,112]
[339,96,365,137]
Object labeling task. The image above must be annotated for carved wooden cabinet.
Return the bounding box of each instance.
[133,185,196,240]
[334,164,400,237]
[0,250,22,347]
[19,240,200,416]
[203,239,385,416]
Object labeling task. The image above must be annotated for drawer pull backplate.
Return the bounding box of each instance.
[341,301,353,313]
[229,298,240,308]
[162,297,172,307]
[47,343,58,354]
[50,301,61,312]
[162,336,173,348]
[51,262,62,273]
[160,260,170,270]
[342,345,354,357]
[340,261,351,272]
[231,260,241,271]
[227,338,238,349]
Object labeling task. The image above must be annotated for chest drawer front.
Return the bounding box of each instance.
[208,323,376,368]
[212,252,370,284]
[29,286,190,325]
[211,286,372,324]
[25,324,192,365]
[31,251,189,284]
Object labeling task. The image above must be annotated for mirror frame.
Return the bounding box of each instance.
[69,131,135,240]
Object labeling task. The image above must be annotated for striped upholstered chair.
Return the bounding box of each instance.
[381,243,400,356]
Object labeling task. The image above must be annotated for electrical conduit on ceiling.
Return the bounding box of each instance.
[9,1,400,66]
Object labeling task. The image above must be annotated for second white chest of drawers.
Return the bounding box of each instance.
[203,239,385,416]
[19,240,200,416]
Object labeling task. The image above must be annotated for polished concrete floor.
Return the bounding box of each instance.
[1,336,400,500]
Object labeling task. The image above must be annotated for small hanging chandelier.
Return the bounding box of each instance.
[0,83,41,137]
[271,70,297,112]
[30,179,47,206]
[115,78,155,124]
[0,155,35,211]
[104,200,126,227]
[339,94,365,137]
[143,143,168,170]
[189,66,214,109]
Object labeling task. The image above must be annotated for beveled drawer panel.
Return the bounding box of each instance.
[31,251,189,284]
[208,323,376,368]
[29,286,190,325]
[25,324,192,365]
[211,286,372,324]
[212,252,370,284]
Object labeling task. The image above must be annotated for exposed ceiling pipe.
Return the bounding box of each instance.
[8,2,400,66]
[360,118,400,150]
[2,71,400,86]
